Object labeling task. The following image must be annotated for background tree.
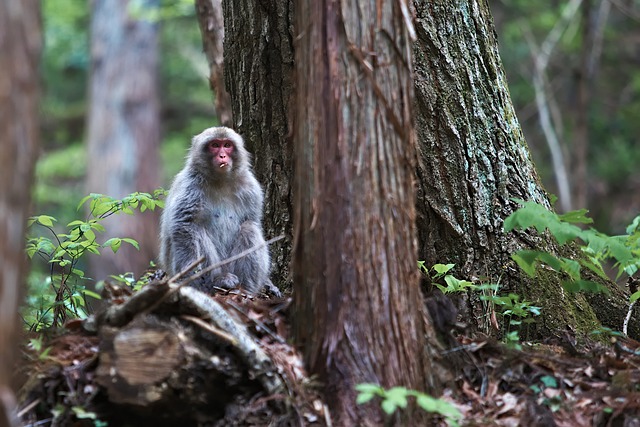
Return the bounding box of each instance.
[0,1,41,425]
[194,0,233,127]
[291,1,437,424]
[86,0,162,280]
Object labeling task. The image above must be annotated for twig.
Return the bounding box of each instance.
[226,300,287,344]
[180,235,284,286]
[181,314,237,344]
[169,256,206,283]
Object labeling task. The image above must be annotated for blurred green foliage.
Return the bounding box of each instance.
[492,1,640,232]
[38,0,215,224]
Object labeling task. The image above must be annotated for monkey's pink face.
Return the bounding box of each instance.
[208,139,235,172]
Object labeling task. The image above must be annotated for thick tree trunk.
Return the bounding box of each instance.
[292,1,437,425]
[87,0,161,280]
[222,0,295,290]
[0,1,41,425]
[413,0,637,339]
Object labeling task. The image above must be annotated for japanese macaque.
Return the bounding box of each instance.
[159,126,278,296]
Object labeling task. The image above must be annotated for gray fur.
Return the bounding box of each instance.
[159,127,276,295]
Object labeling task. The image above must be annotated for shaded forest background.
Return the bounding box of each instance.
[31,0,640,290]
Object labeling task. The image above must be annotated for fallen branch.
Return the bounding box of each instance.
[177,286,285,394]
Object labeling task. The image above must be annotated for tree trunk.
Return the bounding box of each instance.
[87,0,161,280]
[194,0,233,127]
[221,0,295,290]
[0,1,41,425]
[413,0,637,339]
[291,1,437,425]
[571,0,597,210]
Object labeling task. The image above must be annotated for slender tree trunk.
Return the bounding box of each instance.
[194,0,233,127]
[222,0,295,289]
[292,1,437,424]
[0,1,41,425]
[572,0,599,210]
[87,0,161,280]
[413,0,637,339]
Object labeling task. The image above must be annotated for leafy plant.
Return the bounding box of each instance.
[504,199,640,294]
[355,383,462,426]
[419,262,477,294]
[481,292,541,346]
[24,190,166,329]
[420,261,542,344]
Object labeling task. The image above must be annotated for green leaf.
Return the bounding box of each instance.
[415,395,462,421]
[630,291,640,304]
[91,222,106,233]
[511,250,542,277]
[433,263,455,275]
[417,260,428,274]
[578,257,607,280]
[539,375,558,388]
[381,399,398,415]
[356,393,375,405]
[36,215,57,227]
[562,280,609,294]
[546,221,583,245]
[536,252,564,272]
[355,383,383,395]
[385,387,409,410]
[81,289,102,300]
[626,215,640,235]
[416,394,437,412]
[76,194,94,210]
[558,209,593,225]
[103,238,121,253]
[558,258,581,281]
[122,238,140,250]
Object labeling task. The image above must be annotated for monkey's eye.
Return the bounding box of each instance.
[210,142,220,149]
[224,142,233,148]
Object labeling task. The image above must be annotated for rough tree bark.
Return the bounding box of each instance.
[0,1,41,426]
[87,0,161,280]
[220,0,295,290]
[413,0,638,339]
[291,1,438,425]
[194,0,233,127]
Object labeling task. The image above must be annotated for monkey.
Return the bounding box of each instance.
[159,126,279,296]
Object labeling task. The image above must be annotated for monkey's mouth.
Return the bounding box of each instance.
[219,162,228,168]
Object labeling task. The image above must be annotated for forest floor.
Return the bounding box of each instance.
[16,278,640,427]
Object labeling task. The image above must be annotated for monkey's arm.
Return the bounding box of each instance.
[161,179,211,274]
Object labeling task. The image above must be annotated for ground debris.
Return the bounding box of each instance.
[17,276,640,426]
[17,277,325,427]
[447,333,640,426]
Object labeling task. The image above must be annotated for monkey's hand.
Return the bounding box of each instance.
[212,272,240,290]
